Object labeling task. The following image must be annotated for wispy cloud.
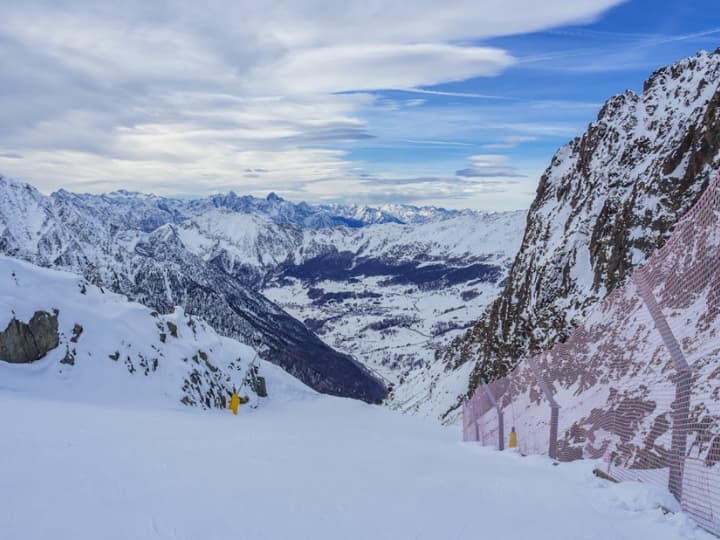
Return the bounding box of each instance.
[481,135,537,150]
[455,154,525,179]
[516,26,720,74]
[402,139,475,147]
[0,0,625,208]
[392,88,511,100]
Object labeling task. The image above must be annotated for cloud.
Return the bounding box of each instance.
[455,154,525,178]
[247,44,515,94]
[516,26,720,75]
[392,88,510,100]
[0,0,625,206]
[296,175,514,206]
[481,135,538,150]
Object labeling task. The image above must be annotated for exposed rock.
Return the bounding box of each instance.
[245,364,268,398]
[166,321,178,338]
[443,48,720,401]
[70,323,83,343]
[0,310,60,363]
[60,347,75,365]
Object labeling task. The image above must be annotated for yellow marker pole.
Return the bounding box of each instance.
[229,392,240,415]
[509,427,517,449]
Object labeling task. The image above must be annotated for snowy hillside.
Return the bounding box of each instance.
[0,256,311,408]
[259,211,524,418]
[0,174,524,417]
[0,178,387,403]
[444,48,720,408]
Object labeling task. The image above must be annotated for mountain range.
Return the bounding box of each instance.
[0,176,524,412]
[2,48,718,423]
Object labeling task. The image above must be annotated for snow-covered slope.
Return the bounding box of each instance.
[443,48,720,409]
[0,392,712,540]
[0,178,387,403]
[0,255,311,408]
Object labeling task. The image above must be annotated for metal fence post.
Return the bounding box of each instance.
[635,269,691,502]
[483,384,504,451]
[528,356,560,460]
[549,405,559,460]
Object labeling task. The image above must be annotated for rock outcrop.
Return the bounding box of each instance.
[443,48,720,404]
[0,310,59,363]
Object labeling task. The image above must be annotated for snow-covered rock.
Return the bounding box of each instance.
[0,255,311,408]
[444,48,720,412]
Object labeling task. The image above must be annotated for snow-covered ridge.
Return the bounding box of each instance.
[51,187,481,232]
[0,255,312,408]
[0,177,388,404]
[174,206,524,283]
[443,47,720,405]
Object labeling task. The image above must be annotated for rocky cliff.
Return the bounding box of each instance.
[443,48,720,405]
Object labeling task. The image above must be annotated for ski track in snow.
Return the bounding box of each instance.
[0,393,712,540]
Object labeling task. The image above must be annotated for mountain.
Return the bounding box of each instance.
[443,48,720,412]
[0,178,387,403]
[252,211,524,417]
[82,196,524,418]
[50,188,476,231]
[0,255,312,408]
[0,175,525,417]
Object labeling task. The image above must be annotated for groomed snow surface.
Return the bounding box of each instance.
[0,393,712,540]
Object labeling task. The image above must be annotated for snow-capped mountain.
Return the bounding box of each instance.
[0,255,311,408]
[0,178,387,403]
[51,188,476,232]
[258,211,525,417]
[443,48,720,413]
[51,190,524,418]
[0,174,525,417]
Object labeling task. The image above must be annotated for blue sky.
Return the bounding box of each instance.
[0,0,718,210]
[342,0,720,208]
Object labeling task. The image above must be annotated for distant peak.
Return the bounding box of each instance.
[266,192,283,203]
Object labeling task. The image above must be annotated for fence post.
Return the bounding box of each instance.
[528,356,560,460]
[635,269,691,502]
[462,401,470,442]
[483,384,504,451]
[549,405,560,460]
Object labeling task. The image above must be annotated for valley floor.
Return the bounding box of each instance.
[0,393,711,540]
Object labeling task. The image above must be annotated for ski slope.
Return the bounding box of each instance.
[0,393,711,540]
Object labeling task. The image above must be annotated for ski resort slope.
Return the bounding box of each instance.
[0,394,711,540]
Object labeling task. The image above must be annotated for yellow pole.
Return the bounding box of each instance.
[509,427,517,449]
[229,392,240,415]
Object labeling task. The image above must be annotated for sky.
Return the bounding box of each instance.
[0,0,718,210]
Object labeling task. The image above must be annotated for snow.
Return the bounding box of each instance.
[0,255,312,409]
[0,392,712,540]
[0,174,527,419]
